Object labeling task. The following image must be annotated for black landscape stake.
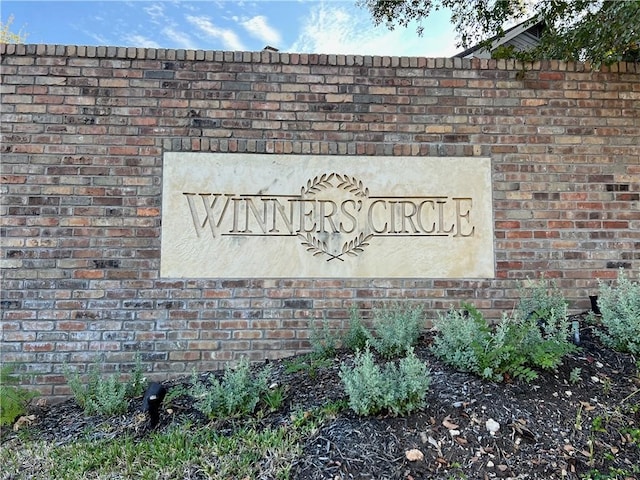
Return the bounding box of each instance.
[142,382,167,428]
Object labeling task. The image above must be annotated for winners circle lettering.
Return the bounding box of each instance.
[183,173,476,262]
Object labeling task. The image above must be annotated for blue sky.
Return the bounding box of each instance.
[2,0,461,57]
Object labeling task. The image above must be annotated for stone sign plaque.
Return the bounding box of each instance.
[161,153,495,278]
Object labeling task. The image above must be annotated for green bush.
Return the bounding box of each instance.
[0,364,37,426]
[342,305,369,352]
[190,357,272,419]
[431,303,576,382]
[366,303,425,359]
[517,277,569,341]
[309,316,338,358]
[596,270,640,355]
[339,347,430,416]
[64,355,145,416]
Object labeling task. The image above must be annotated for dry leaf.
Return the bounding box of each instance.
[405,449,424,462]
[442,415,460,430]
[580,401,596,411]
[427,436,443,457]
[13,415,36,431]
[509,419,536,442]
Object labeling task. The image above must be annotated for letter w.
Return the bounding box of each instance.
[183,193,232,238]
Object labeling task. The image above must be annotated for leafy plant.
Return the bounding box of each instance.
[283,353,332,379]
[431,303,576,382]
[190,357,272,419]
[595,270,640,355]
[517,277,570,344]
[569,367,582,385]
[343,305,370,352]
[64,355,145,416]
[366,303,425,359]
[162,384,188,406]
[0,364,38,426]
[262,385,286,412]
[339,347,430,416]
[309,315,338,358]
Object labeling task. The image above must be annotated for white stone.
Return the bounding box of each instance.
[486,418,500,435]
[161,153,495,278]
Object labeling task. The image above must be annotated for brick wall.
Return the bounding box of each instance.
[1,43,639,400]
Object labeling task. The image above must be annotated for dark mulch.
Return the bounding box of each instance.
[3,313,639,479]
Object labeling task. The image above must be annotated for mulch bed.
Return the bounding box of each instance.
[2,313,639,479]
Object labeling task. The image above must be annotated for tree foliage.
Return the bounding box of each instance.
[358,0,640,66]
[1,15,27,44]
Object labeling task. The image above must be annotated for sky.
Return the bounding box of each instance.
[1,0,462,57]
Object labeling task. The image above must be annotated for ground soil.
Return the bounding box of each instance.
[3,314,640,479]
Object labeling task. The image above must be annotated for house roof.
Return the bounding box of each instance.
[453,16,545,59]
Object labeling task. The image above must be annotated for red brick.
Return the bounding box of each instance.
[74,270,104,279]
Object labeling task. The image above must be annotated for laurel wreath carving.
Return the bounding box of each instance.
[333,174,370,197]
[300,173,369,198]
[341,232,374,257]
[300,173,335,196]
[297,173,372,261]
[297,232,375,262]
[297,233,343,262]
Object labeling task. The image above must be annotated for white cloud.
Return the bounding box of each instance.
[186,15,246,51]
[144,3,166,25]
[124,34,162,49]
[290,2,459,57]
[84,31,111,46]
[240,15,282,47]
[162,25,198,50]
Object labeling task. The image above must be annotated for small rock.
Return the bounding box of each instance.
[405,449,424,462]
[486,418,500,435]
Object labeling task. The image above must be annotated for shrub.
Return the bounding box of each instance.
[0,364,37,426]
[64,355,145,416]
[339,347,430,416]
[190,357,272,419]
[367,303,425,359]
[431,303,576,382]
[431,304,493,377]
[309,316,338,358]
[517,277,570,343]
[342,305,369,352]
[596,270,640,355]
